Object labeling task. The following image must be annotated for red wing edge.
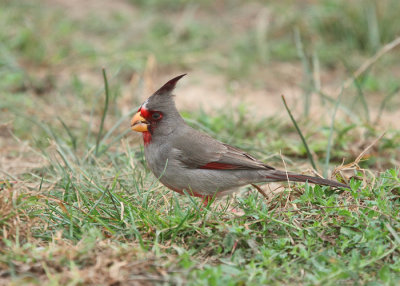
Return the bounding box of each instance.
[199,162,242,170]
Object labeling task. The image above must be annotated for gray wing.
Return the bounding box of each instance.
[170,127,275,170]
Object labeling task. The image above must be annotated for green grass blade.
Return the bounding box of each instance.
[95,68,110,156]
[57,116,77,151]
[324,88,343,177]
[376,85,400,123]
[281,95,317,171]
[353,77,370,123]
[294,28,313,117]
[100,107,137,145]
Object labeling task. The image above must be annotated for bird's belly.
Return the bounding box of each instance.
[159,168,264,197]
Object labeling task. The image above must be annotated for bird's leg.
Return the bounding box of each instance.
[251,184,268,199]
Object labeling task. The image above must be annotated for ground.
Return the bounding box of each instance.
[0,0,400,285]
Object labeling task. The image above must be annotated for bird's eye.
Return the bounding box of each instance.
[152,112,161,120]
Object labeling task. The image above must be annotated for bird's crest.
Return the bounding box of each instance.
[154,74,186,95]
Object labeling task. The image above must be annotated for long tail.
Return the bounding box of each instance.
[266,170,349,189]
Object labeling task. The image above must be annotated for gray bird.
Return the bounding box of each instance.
[131,74,348,205]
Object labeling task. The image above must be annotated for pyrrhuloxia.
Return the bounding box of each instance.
[131,74,348,205]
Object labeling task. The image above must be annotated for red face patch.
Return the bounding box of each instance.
[138,106,163,146]
[140,107,163,122]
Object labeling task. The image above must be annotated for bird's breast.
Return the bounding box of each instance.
[144,141,170,178]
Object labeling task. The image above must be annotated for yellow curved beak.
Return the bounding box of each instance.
[131,112,149,132]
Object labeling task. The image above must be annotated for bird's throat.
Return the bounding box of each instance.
[143,131,152,146]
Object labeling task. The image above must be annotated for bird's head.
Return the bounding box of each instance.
[131,74,186,144]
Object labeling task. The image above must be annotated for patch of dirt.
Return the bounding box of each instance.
[0,124,46,178]
[0,234,171,285]
[48,0,137,21]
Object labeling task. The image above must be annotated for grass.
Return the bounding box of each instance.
[1,0,400,285]
[1,148,399,284]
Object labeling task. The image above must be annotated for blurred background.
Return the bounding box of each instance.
[1,0,400,174]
